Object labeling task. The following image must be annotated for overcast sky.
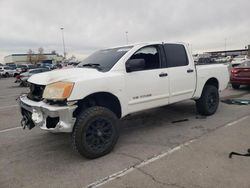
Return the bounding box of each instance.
[0,0,249,62]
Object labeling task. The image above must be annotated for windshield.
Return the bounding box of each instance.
[78,46,133,72]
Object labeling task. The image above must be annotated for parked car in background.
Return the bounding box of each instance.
[18,67,50,86]
[215,56,232,63]
[0,66,17,77]
[194,53,212,64]
[37,63,57,70]
[16,65,29,75]
[15,64,38,77]
[7,63,17,69]
[67,62,80,67]
[230,60,250,89]
[231,55,249,67]
[22,64,38,70]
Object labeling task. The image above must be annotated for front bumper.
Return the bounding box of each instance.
[19,95,77,132]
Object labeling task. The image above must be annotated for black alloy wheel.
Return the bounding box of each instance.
[207,92,217,110]
[85,118,114,153]
[72,106,119,159]
[196,85,219,115]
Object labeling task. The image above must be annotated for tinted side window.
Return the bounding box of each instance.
[164,44,188,67]
[129,46,160,71]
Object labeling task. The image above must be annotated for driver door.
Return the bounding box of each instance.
[125,45,170,114]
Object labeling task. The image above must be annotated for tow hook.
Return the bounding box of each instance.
[21,116,28,129]
[21,112,35,130]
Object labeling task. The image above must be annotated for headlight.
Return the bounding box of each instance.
[43,82,74,100]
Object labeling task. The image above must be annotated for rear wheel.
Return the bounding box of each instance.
[72,106,119,159]
[231,84,240,89]
[196,85,219,116]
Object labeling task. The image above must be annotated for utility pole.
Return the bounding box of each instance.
[125,31,128,45]
[248,44,250,58]
[60,27,66,59]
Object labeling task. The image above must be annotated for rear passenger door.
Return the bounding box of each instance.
[163,44,196,103]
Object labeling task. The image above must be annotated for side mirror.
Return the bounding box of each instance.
[126,59,145,72]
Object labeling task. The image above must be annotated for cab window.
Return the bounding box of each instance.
[128,46,160,71]
[164,44,189,67]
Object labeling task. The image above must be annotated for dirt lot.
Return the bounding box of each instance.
[0,78,250,188]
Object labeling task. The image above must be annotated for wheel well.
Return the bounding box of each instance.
[74,92,122,118]
[204,78,219,89]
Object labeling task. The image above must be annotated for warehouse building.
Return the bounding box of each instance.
[4,53,63,65]
[207,45,250,57]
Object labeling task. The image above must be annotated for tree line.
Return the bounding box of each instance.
[27,48,58,64]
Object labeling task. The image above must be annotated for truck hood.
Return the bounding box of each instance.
[28,68,102,85]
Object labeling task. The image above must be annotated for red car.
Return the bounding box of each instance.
[230,60,250,89]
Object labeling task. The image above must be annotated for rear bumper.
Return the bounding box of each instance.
[230,77,250,85]
[19,95,77,132]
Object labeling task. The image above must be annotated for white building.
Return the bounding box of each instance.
[4,53,63,65]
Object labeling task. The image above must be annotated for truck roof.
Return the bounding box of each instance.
[107,41,187,50]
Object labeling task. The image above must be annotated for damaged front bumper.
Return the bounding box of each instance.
[19,95,77,133]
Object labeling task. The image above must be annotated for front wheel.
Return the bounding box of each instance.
[196,85,219,116]
[72,106,119,159]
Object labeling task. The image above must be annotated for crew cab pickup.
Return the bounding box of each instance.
[19,42,229,158]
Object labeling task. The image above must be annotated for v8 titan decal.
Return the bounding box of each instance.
[132,94,152,100]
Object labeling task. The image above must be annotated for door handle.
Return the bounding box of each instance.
[187,69,194,73]
[159,73,168,77]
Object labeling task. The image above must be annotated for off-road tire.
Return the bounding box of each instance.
[196,85,219,116]
[72,106,119,159]
[231,84,240,89]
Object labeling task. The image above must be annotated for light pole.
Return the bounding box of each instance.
[224,38,227,53]
[60,27,66,59]
[125,31,128,45]
[225,38,227,57]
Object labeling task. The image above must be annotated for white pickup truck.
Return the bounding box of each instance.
[19,42,229,158]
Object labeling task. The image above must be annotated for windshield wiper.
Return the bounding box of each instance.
[80,63,102,70]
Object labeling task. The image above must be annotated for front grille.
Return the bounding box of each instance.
[27,83,45,101]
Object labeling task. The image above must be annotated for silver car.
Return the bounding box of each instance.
[19,68,50,86]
